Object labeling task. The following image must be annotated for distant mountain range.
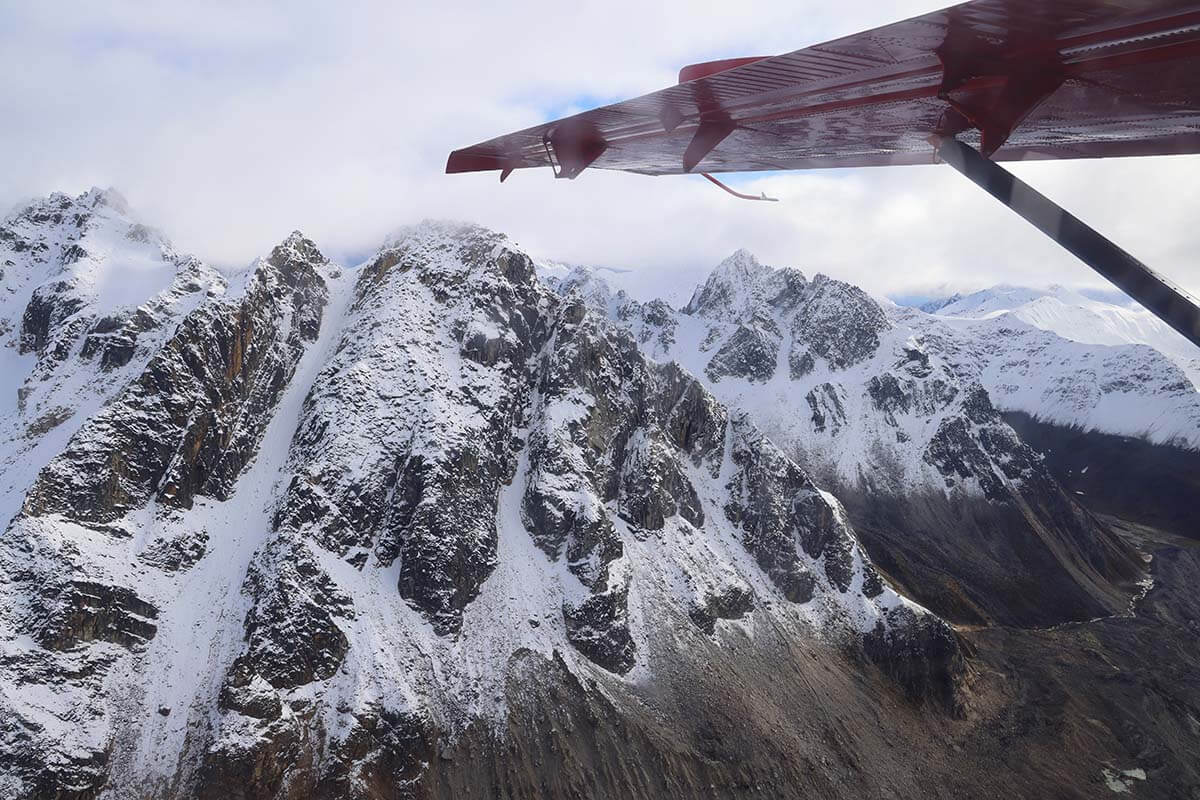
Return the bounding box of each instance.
[911,284,1200,392]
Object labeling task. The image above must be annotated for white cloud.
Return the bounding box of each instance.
[3,0,1198,302]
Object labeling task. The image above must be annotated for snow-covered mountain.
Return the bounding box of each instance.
[1,191,1194,800]
[921,284,1200,393]
[555,253,1172,627]
[565,258,1200,455]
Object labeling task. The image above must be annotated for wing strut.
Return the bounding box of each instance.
[934,137,1200,350]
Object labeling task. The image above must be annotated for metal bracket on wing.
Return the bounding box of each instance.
[701,173,778,202]
[934,12,1065,157]
[542,119,608,180]
[933,136,1200,350]
[683,116,737,173]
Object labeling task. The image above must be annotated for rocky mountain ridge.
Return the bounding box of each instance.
[1,190,1192,799]
[556,252,1165,627]
[1,194,970,799]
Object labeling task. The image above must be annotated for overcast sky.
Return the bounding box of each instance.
[3,0,1198,305]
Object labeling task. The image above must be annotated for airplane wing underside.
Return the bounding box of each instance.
[447,0,1200,178]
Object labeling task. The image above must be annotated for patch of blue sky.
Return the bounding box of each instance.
[520,93,631,122]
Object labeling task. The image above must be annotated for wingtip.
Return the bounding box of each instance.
[446,149,506,175]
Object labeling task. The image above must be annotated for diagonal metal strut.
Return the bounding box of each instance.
[935,137,1200,351]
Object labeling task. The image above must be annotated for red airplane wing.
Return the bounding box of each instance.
[446,0,1200,179]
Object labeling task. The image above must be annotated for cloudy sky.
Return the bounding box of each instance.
[3,0,1199,304]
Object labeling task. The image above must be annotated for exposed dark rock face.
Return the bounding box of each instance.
[789,274,888,371]
[618,435,705,531]
[23,232,329,523]
[523,302,639,591]
[862,606,966,713]
[23,405,74,438]
[309,707,433,800]
[806,383,847,434]
[789,347,816,379]
[688,585,754,634]
[704,321,780,383]
[867,373,912,425]
[139,530,209,572]
[19,283,83,354]
[235,538,354,691]
[653,362,728,471]
[563,584,637,674]
[723,416,870,602]
[33,579,158,651]
[521,436,622,585]
[386,445,508,633]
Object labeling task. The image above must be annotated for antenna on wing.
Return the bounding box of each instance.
[700,173,778,202]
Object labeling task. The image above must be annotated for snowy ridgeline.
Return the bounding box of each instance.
[0,190,1187,795]
[548,255,1200,457]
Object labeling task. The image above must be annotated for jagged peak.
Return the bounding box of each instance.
[717,247,765,273]
[558,264,622,300]
[361,219,545,297]
[685,249,807,322]
[801,273,889,327]
[6,187,132,226]
[703,249,776,291]
[0,187,182,298]
[0,187,174,263]
[267,230,327,269]
[380,218,506,254]
[82,187,131,216]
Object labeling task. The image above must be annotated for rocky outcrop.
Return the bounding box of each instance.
[562,584,637,674]
[789,274,888,371]
[233,537,354,692]
[19,282,83,354]
[704,321,780,383]
[806,382,847,434]
[724,416,869,600]
[271,224,550,635]
[684,249,805,323]
[23,232,329,522]
[862,605,965,713]
[33,579,159,651]
[687,584,755,634]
